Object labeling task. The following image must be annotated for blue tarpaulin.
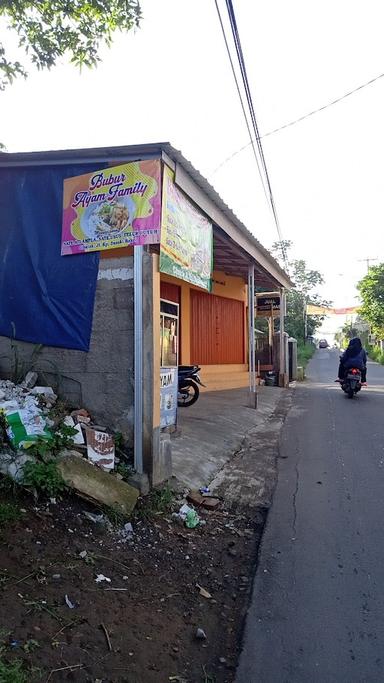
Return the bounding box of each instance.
[0,165,100,351]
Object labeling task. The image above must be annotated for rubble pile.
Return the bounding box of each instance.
[0,374,138,514]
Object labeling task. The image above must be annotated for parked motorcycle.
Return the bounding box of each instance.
[177,365,205,407]
[341,367,362,399]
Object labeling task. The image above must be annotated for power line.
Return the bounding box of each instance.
[211,71,384,176]
[215,0,288,268]
[213,0,269,204]
[358,257,378,273]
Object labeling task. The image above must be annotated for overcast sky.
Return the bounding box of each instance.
[1,0,383,327]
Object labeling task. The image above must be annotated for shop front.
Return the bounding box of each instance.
[0,141,292,487]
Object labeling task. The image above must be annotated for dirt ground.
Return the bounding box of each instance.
[0,485,266,683]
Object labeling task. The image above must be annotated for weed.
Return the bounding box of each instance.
[0,503,20,527]
[22,640,39,654]
[51,423,78,452]
[83,553,96,567]
[114,432,124,449]
[0,414,9,450]
[48,399,73,420]
[297,342,316,371]
[28,422,78,461]
[0,657,29,683]
[116,462,135,481]
[102,504,127,527]
[368,345,384,365]
[24,599,62,624]
[136,485,174,519]
[0,573,10,587]
[201,665,216,683]
[8,325,44,385]
[22,461,65,498]
[0,475,19,496]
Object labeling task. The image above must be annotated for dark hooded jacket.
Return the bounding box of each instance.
[341,337,367,370]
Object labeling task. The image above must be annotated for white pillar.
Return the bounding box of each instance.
[248,265,257,407]
[134,245,143,474]
[279,288,286,386]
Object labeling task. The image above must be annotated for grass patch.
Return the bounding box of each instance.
[0,502,21,527]
[136,485,174,520]
[0,657,30,683]
[297,342,316,370]
[368,346,384,364]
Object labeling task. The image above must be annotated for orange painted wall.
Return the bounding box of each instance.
[159,271,248,368]
[190,290,245,364]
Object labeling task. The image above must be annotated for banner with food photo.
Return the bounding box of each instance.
[61,160,161,255]
[160,165,213,291]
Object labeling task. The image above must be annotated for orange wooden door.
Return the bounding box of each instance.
[190,290,244,364]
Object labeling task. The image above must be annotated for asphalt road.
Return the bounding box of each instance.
[236,349,384,683]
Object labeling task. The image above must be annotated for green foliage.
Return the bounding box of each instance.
[28,422,77,460]
[136,486,174,519]
[367,345,384,364]
[102,503,128,527]
[0,659,25,683]
[22,639,39,654]
[0,475,19,496]
[0,0,141,90]
[271,241,330,343]
[114,432,124,449]
[116,462,135,481]
[357,264,384,338]
[0,502,21,527]
[0,657,29,683]
[50,423,78,453]
[297,342,316,369]
[341,322,359,341]
[22,460,65,497]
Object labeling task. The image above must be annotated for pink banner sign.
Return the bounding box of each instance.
[61,160,161,255]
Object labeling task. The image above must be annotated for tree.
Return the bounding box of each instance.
[271,241,330,343]
[357,263,384,338]
[0,1,141,90]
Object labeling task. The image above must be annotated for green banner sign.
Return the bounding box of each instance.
[160,166,212,291]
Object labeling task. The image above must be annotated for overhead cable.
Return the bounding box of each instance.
[213,0,270,205]
[211,71,384,176]
[219,0,288,268]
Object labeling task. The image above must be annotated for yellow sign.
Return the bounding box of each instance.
[306,305,331,316]
[306,305,359,315]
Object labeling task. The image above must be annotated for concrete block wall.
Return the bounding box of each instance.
[0,256,135,441]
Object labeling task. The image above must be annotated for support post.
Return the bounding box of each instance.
[134,245,143,474]
[248,264,257,408]
[279,288,286,387]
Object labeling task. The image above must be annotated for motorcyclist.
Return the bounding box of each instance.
[337,337,367,385]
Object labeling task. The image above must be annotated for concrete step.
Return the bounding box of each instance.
[199,367,250,392]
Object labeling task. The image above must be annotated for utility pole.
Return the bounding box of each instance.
[358,257,377,273]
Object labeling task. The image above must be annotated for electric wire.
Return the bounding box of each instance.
[213,0,270,206]
[221,0,288,267]
[211,71,384,176]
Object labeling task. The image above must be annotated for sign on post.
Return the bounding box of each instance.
[61,160,161,255]
[256,292,281,317]
[160,367,178,428]
[160,166,213,291]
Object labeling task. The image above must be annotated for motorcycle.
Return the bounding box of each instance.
[177,365,205,407]
[341,367,362,399]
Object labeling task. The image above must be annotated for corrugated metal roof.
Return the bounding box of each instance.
[0,141,292,288]
[161,144,292,288]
